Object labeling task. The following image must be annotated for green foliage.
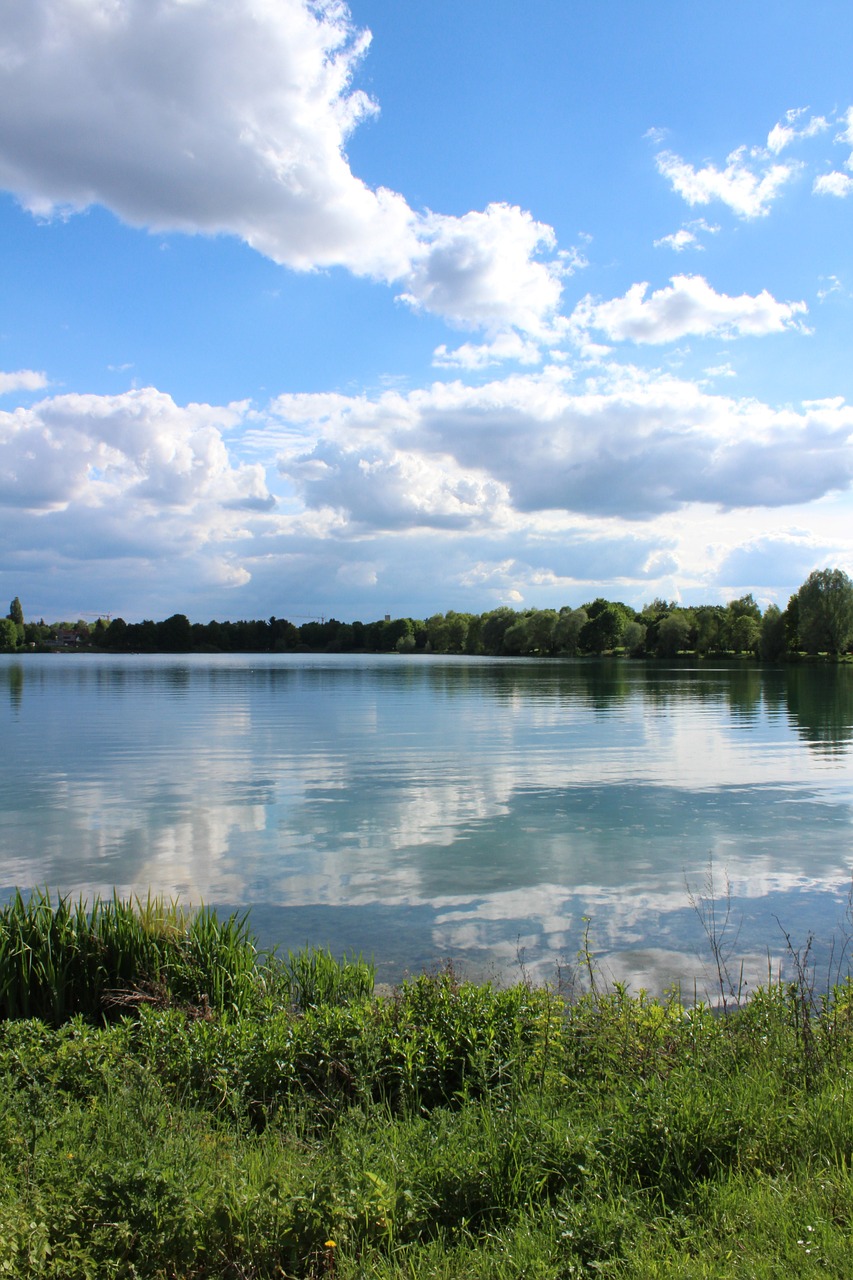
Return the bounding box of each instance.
[0,890,263,1023]
[1,962,853,1277]
[7,597,23,627]
[16,567,853,661]
[283,946,375,1011]
[796,567,853,654]
[553,605,588,655]
[0,618,17,652]
[759,603,787,661]
[656,610,691,657]
[580,599,630,653]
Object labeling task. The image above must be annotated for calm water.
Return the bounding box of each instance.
[2,652,853,991]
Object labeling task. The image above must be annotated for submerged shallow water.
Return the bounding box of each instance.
[2,652,852,991]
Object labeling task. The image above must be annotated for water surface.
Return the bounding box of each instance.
[3,653,852,991]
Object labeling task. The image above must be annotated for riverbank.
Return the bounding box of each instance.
[0,896,852,1277]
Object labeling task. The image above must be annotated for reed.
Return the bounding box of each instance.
[283,944,375,1010]
[0,889,263,1023]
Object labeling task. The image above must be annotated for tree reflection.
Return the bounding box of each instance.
[785,666,853,756]
[4,662,23,712]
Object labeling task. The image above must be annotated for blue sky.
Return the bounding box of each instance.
[1,0,852,624]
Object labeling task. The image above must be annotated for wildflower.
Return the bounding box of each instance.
[324,1240,336,1249]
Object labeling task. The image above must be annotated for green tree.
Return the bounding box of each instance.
[783,594,800,652]
[502,615,533,655]
[759,605,787,662]
[693,605,725,654]
[580,599,632,654]
[524,608,558,654]
[796,568,853,655]
[480,608,517,655]
[426,613,451,653]
[729,613,760,655]
[381,617,415,651]
[0,617,17,651]
[444,611,471,653]
[8,597,23,627]
[721,594,761,650]
[157,614,192,652]
[621,618,647,655]
[656,612,691,657]
[553,607,588,655]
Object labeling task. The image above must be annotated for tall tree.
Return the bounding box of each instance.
[759,605,787,662]
[796,568,853,655]
[8,597,23,626]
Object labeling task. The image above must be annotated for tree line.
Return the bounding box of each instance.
[4,568,853,659]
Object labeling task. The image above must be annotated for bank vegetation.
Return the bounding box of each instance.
[0,891,852,1277]
[5,567,853,661]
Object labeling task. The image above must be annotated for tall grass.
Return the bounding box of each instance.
[2,890,853,1275]
[283,945,375,1011]
[0,889,263,1022]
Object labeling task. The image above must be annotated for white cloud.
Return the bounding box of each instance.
[0,384,268,524]
[570,275,808,345]
[0,0,418,278]
[813,171,853,197]
[433,331,543,370]
[270,367,853,525]
[277,434,510,532]
[654,218,720,252]
[656,146,796,218]
[833,105,853,160]
[766,107,829,155]
[0,368,47,393]
[4,373,853,620]
[398,203,565,336]
[817,275,845,300]
[0,0,565,338]
[654,228,700,253]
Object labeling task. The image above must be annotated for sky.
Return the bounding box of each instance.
[1,0,853,626]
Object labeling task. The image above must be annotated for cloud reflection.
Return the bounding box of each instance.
[2,654,853,989]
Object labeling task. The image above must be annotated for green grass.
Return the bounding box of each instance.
[0,894,853,1277]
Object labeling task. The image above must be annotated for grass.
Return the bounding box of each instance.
[0,892,852,1276]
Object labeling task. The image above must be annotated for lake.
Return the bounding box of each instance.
[2,652,853,994]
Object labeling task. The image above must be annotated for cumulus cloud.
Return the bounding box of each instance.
[433,331,543,370]
[814,171,853,197]
[3,374,853,620]
[0,387,270,513]
[270,368,853,525]
[0,0,565,338]
[0,387,274,616]
[278,438,509,531]
[0,368,47,393]
[656,146,796,218]
[0,384,275,599]
[0,0,418,276]
[570,275,808,345]
[398,204,566,335]
[767,107,829,155]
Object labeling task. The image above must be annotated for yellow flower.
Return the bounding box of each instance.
[324,1240,336,1249]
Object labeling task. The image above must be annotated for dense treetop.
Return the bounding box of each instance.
[4,569,853,660]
